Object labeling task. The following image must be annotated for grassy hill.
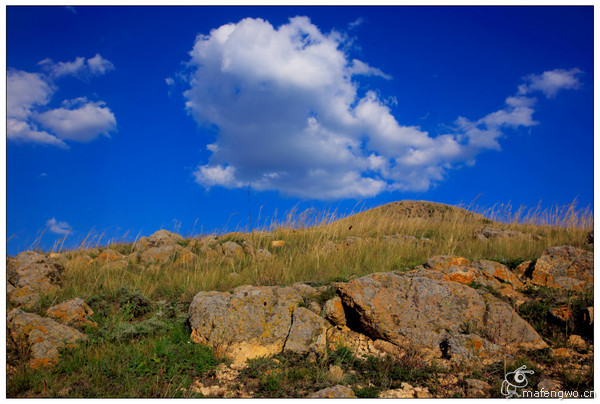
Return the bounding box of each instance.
[7,200,593,397]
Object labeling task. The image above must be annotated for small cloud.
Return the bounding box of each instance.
[349,59,392,80]
[348,17,364,30]
[65,6,76,14]
[35,99,117,142]
[39,173,48,177]
[38,54,115,79]
[46,218,71,235]
[518,68,583,98]
[165,77,175,86]
[7,64,116,147]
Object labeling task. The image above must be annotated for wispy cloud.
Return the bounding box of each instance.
[182,17,583,199]
[518,68,583,98]
[65,6,76,14]
[38,54,114,79]
[46,218,71,235]
[348,17,365,30]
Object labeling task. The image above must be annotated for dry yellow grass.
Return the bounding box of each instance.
[41,200,592,305]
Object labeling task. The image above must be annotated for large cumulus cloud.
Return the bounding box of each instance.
[183,17,582,199]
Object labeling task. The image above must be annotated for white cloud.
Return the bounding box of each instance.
[38,54,114,79]
[348,17,365,30]
[7,56,116,147]
[518,68,583,98]
[36,99,116,142]
[46,218,71,235]
[7,70,54,120]
[87,54,115,75]
[183,17,583,200]
[348,59,391,79]
[7,118,67,148]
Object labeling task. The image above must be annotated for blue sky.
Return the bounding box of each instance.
[6,6,594,254]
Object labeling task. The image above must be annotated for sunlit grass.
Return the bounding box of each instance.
[21,199,591,306]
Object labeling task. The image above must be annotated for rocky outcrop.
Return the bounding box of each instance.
[188,285,303,364]
[7,308,86,368]
[131,230,197,265]
[525,246,593,290]
[7,251,64,309]
[337,272,546,363]
[46,298,97,328]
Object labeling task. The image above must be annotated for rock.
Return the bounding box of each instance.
[474,227,538,241]
[256,249,272,260]
[134,229,183,251]
[568,335,587,351]
[174,248,197,265]
[549,305,574,329]
[284,307,328,357]
[471,260,523,289]
[93,248,124,263]
[102,260,128,271]
[466,378,490,398]
[291,283,319,300]
[306,301,321,315]
[326,325,382,358]
[46,298,97,328]
[372,339,402,357]
[7,308,86,368]
[442,266,477,284]
[7,251,64,309]
[328,365,345,383]
[380,382,431,398]
[220,241,244,258]
[309,385,356,398]
[538,378,562,392]
[424,255,471,270]
[137,244,195,265]
[380,386,414,398]
[189,285,303,364]
[528,246,593,290]
[322,296,346,326]
[552,347,575,359]
[583,307,593,327]
[585,231,593,245]
[482,295,548,350]
[514,260,534,281]
[69,254,93,267]
[337,272,546,363]
[270,240,285,248]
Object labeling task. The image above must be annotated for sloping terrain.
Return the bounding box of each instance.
[6,200,594,398]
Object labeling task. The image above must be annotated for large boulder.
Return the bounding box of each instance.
[337,272,546,363]
[527,246,593,290]
[7,308,86,368]
[189,285,303,364]
[7,251,64,309]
